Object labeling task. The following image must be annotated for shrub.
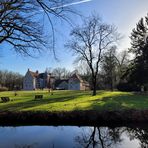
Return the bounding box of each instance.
[117,82,141,92]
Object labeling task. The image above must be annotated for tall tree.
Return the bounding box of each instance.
[102,46,117,91]
[128,14,148,88]
[66,14,120,95]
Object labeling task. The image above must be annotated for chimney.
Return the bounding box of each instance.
[28,68,30,71]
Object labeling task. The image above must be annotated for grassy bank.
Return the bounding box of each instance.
[0,90,148,112]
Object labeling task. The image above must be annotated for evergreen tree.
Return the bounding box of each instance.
[128,14,148,88]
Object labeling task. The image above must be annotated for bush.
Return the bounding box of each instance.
[117,82,141,92]
[0,87,9,92]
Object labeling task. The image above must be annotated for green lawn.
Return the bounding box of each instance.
[0,90,148,112]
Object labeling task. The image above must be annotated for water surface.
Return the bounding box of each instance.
[0,125,147,148]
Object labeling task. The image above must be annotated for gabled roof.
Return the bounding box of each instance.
[29,71,38,78]
[70,73,84,82]
[70,73,90,86]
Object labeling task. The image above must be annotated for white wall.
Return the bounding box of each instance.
[23,71,35,90]
[68,79,80,90]
[58,81,68,90]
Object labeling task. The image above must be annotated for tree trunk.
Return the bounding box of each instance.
[97,127,105,148]
[93,85,96,96]
[110,78,113,91]
[92,77,97,96]
[110,70,113,91]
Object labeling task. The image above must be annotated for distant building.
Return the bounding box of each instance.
[55,79,69,90]
[23,69,90,91]
[68,73,90,90]
[23,69,55,90]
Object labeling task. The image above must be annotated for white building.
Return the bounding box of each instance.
[55,79,69,90]
[68,73,90,90]
[23,69,54,90]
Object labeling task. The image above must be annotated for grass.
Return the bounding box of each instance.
[0,90,148,112]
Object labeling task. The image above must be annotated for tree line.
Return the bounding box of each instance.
[0,70,23,91]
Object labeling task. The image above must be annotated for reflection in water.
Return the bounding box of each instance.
[0,125,148,148]
[125,127,148,148]
[75,127,123,148]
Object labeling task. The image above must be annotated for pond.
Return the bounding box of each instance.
[0,125,147,148]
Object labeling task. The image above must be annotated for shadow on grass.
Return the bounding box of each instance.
[1,90,148,112]
[90,93,148,110]
[0,93,84,112]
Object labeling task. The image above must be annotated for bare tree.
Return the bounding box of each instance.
[52,67,70,79]
[0,0,77,56]
[114,50,130,83]
[66,14,120,95]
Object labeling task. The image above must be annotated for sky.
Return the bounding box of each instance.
[0,0,148,75]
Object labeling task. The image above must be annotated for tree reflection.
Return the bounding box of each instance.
[125,127,148,148]
[75,126,123,148]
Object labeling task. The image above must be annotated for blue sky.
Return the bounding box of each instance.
[0,0,148,75]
